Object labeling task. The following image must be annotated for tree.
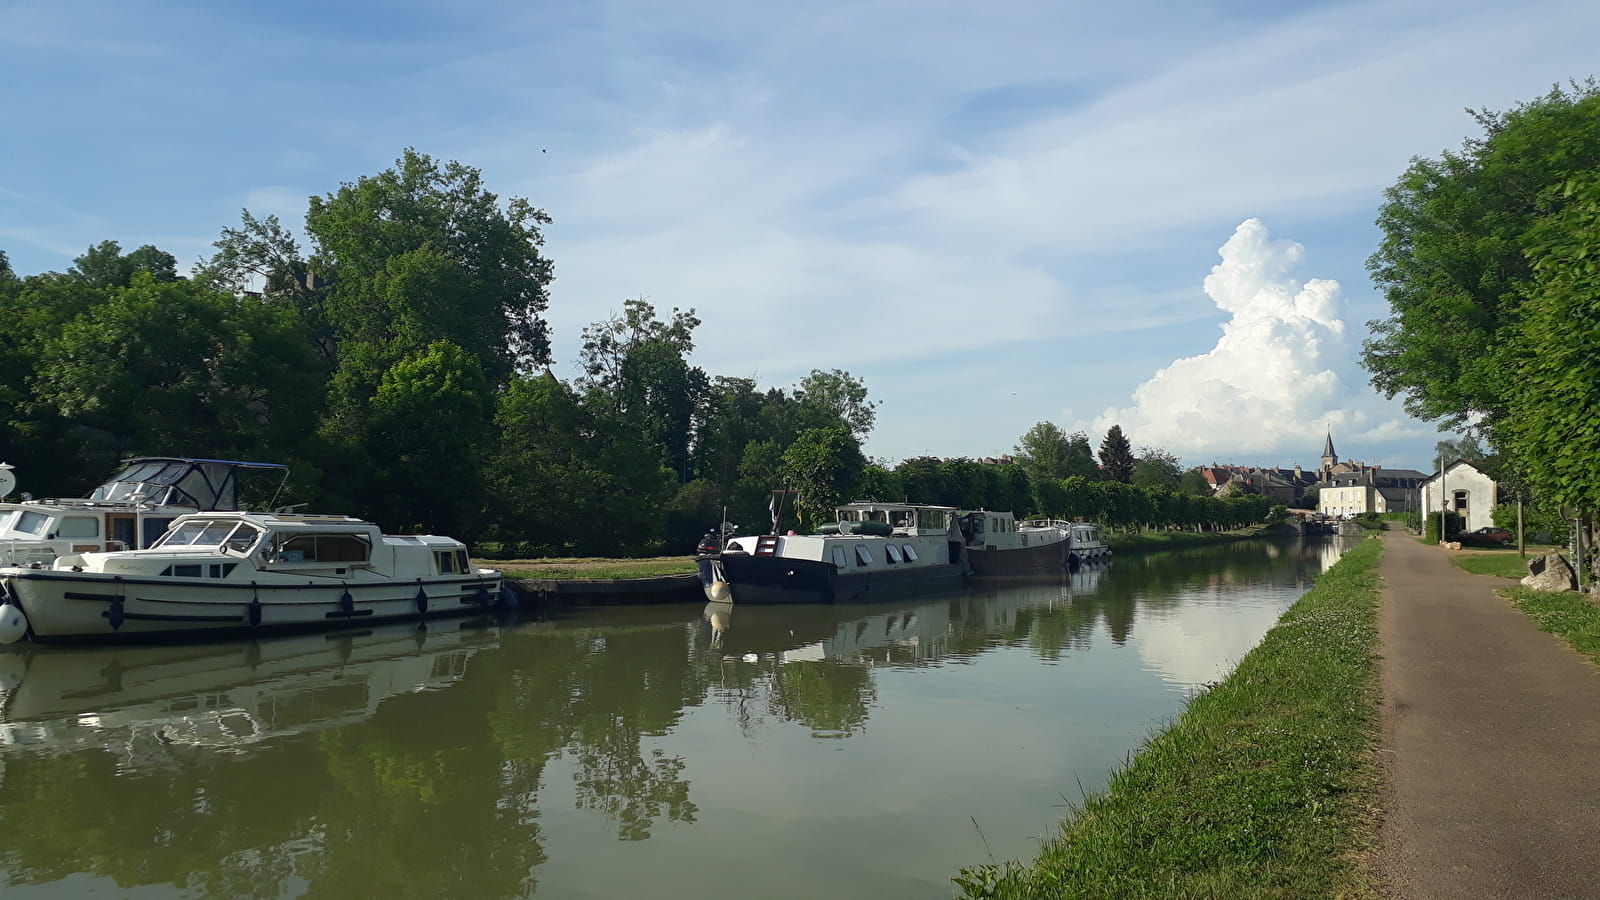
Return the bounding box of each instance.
[1098,425,1135,483]
[1014,422,1098,481]
[1179,469,1213,496]
[31,273,323,458]
[1498,172,1600,514]
[793,369,878,439]
[781,427,865,530]
[307,149,555,381]
[68,240,179,288]
[577,298,708,482]
[1131,446,1183,488]
[1362,82,1600,436]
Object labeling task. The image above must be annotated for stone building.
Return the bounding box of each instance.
[1313,433,1428,517]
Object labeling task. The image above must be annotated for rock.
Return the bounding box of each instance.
[1522,550,1577,592]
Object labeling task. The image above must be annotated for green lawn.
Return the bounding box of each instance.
[1450,551,1533,579]
[954,536,1385,899]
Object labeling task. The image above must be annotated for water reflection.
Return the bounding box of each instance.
[0,537,1355,899]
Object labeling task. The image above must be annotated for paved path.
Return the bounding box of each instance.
[1377,529,1600,899]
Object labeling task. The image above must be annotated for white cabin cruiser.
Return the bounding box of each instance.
[697,501,967,604]
[0,457,288,567]
[0,510,507,644]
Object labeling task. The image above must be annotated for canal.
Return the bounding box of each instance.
[0,536,1356,898]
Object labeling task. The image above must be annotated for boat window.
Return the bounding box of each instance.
[838,510,860,522]
[157,521,211,546]
[902,544,918,562]
[864,510,888,524]
[436,551,459,574]
[923,511,946,531]
[855,546,873,566]
[14,511,50,536]
[279,533,371,564]
[831,547,848,568]
[57,517,98,538]
[886,544,903,563]
[142,518,175,548]
[223,524,262,554]
[161,564,203,577]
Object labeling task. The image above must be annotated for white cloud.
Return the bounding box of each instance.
[1089,218,1423,462]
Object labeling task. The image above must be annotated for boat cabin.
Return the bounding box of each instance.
[832,502,957,537]
[0,457,288,564]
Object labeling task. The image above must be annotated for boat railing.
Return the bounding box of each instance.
[1020,518,1073,530]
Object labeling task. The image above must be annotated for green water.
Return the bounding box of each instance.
[0,537,1354,898]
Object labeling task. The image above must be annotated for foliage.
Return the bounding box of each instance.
[1013,422,1097,481]
[1267,505,1290,525]
[1098,424,1135,483]
[793,369,878,439]
[1491,499,1570,544]
[1497,173,1600,514]
[1131,446,1183,488]
[1362,81,1600,437]
[1424,510,1464,543]
[1505,585,1600,665]
[781,427,866,530]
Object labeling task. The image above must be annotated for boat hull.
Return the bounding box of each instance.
[967,536,1069,574]
[699,554,962,604]
[0,569,508,644]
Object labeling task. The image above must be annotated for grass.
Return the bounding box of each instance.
[1450,550,1533,579]
[482,556,697,581]
[954,535,1385,900]
[1106,525,1270,554]
[1503,586,1600,665]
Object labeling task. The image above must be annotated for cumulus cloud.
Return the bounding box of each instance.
[1090,218,1422,462]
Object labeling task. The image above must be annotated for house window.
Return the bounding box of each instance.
[1454,490,1469,513]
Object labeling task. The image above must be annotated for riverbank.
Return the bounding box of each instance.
[1105,523,1273,554]
[955,534,1384,899]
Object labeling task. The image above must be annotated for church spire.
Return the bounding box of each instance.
[1321,431,1338,470]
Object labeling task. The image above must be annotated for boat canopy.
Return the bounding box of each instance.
[86,457,288,510]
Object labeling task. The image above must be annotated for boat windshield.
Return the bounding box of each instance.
[154,519,265,553]
[10,510,51,537]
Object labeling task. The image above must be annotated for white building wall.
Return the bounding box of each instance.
[1420,463,1498,532]
[1319,484,1375,517]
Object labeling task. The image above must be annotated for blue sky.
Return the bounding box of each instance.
[4,0,1596,473]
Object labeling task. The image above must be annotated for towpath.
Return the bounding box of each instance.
[1376,527,1600,898]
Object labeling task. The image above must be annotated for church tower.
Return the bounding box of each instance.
[1321,432,1338,473]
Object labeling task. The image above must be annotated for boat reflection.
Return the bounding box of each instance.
[0,616,503,767]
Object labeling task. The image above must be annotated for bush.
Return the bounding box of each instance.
[1425,510,1463,543]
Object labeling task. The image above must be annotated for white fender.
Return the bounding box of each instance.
[0,603,29,644]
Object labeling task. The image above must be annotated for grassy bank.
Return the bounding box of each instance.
[486,557,696,580]
[1106,524,1271,554]
[955,535,1384,900]
[1503,586,1600,665]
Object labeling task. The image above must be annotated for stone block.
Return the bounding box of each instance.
[1522,550,1577,592]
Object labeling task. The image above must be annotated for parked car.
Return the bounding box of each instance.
[1459,526,1514,547]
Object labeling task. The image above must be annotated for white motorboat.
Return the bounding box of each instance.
[0,510,508,644]
[0,457,288,567]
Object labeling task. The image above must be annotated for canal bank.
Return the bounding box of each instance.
[1105,524,1276,554]
[956,534,1385,899]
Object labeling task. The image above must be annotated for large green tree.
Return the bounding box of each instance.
[1362,81,1600,436]
[781,426,865,530]
[1013,422,1097,481]
[1131,446,1183,488]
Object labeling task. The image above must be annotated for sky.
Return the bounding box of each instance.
[3,0,1597,473]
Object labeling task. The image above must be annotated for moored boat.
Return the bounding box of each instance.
[1058,521,1111,566]
[0,457,288,567]
[0,510,508,644]
[697,501,967,604]
[959,510,1071,574]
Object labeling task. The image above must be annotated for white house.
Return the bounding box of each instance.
[1420,460,1499,532]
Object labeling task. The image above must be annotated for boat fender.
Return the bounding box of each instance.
[474,583,490,607]
[248,599,263,627]
[0,603,28,644]
[415,587,429,614]
[339,591,354,616]
[107,599,125,631]
[497,586,519,610]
